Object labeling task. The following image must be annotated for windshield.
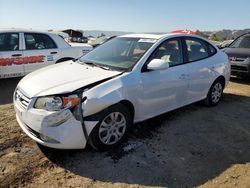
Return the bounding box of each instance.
[79,37,156,71]
[230,35,250,49]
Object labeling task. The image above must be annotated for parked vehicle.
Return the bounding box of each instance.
[0,29,92,79]
[224,33,250,77]
[210,40,222,48]
[14,33,230,150]
[219,40,233,49]
[88,36,116,48]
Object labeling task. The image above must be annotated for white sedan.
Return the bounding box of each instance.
[0,29,92,79]
[14,33,230,150]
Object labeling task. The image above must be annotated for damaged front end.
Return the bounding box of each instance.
[72,91,88,140]
[14,74,120,149]
[14,88,92,149]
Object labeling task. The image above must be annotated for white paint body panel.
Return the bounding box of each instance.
[14,33,230,149]
[18,61,121,98]
[0,29,92,79]
[0,33,25,78]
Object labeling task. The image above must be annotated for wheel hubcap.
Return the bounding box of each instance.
[98,112,126,145]
[211,83,222,103]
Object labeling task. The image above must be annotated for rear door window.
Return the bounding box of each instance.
[24,33,57,50]
[0,33,19,51]
[185,38,209,62]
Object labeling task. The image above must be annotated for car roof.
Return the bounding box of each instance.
[118,33,200,40]
[119,33,218,50]
[239,33,250,37]
[0,28,54,35]
[119,33,170,39]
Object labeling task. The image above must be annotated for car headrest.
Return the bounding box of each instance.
[190,44,202,52]
[163,43,177,50]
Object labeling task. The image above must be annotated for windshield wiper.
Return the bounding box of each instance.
[79,59,127,72]
[83,61,111,70]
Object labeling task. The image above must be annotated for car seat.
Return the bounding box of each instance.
[189,44,205,61]
[159,43,179,66]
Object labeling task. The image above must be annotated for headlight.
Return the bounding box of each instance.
[34,95,81,111]
[34,96,63,111]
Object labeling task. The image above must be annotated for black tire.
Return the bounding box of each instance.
[88,103,132,151]
[204,78,224,106]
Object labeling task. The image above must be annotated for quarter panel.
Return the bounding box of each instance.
[186,51,229,102]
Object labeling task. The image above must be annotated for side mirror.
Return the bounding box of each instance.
[147,59,169,71]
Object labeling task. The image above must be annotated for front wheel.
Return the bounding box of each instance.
[88,104,132,151]
[205,79,224,106]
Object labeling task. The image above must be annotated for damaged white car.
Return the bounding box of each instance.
[14,33,230,150]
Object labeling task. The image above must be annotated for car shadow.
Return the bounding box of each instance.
[230,76,250,85]
[0,77,22,105]
[40,92,250,187]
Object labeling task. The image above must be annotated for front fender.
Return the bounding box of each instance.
[82,88,123,117]
[81,71,140,122]
[81,76,125,117]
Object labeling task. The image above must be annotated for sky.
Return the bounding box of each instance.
[0,0,249,32]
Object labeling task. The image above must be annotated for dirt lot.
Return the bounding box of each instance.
[0,77,250,188]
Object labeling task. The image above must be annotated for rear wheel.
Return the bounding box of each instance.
[88,104,132,151]
[205,79,224,106]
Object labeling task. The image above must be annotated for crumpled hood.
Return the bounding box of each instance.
[18,61,121,98]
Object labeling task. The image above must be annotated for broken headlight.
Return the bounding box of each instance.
[34,95,80,111]
[34,96,63,111]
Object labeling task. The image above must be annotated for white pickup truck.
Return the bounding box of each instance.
[0,29,92,79]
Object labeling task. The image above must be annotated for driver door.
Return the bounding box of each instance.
[139,38,189,119]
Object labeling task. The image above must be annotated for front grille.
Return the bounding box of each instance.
[231,65,248,71]
[230,57,247,62]
[235,58,246,62]
[15,89,31,110]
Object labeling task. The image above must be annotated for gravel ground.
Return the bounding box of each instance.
[0,77,250,188]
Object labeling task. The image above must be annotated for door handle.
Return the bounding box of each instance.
[50,51,57,54]
[12,54,22,57]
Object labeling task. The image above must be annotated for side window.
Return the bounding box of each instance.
[185,38,209,62]
[24,33,57,50]
[0,33,19,51]
[207,43,217,55]
[149,39,183,67]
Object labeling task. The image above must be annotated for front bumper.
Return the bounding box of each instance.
[14,94,97,149]
[230,61,250,76]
